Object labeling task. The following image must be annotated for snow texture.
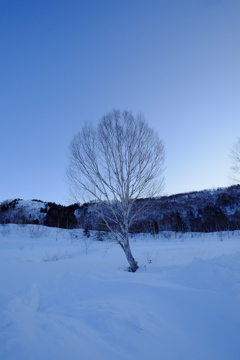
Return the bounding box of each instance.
[0,224,240,360]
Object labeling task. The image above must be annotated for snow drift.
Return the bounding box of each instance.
[0,225,240,360]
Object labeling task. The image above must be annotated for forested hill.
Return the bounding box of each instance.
[144,184,240,233]
[0,185,240,233]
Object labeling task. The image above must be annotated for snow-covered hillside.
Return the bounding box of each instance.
[1,185,240,232]
[1,224,240,360]
[0,199,47,224]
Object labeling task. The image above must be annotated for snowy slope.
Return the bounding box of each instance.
[1,184,240,232]
[0,225,240,360]
[0,199,47,224]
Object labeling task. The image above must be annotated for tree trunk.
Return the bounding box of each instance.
[123,238,139,272]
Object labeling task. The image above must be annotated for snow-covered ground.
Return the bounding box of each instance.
[1,224,240,360]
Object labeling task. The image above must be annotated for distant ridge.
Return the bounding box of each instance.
[1,185,240,233]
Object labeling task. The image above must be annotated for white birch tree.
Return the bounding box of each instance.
[67,109,165,272]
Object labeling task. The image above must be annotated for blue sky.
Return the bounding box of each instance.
[1,0,240,204]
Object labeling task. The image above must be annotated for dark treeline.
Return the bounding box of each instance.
[74,185,240,233]
[0,199,79,229]
[0,185,240,233]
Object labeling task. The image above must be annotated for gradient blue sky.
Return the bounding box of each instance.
[1,0,239,205]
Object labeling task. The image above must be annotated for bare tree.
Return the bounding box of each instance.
[230,137,240,183]
[67,109,165,272]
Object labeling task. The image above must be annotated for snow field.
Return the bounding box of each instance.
[0,224,240,360]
